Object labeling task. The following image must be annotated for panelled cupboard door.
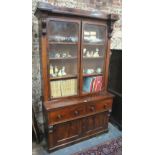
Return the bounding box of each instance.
[52,118,84,146]
[85,111,109,135]
[46,18,81,99]
[81,21,107,95]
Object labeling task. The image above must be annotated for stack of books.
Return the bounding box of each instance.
[50,79,77,98]
[83,76,103,93]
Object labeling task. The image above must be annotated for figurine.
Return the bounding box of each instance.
[93,48,100,57]
[55,52,60,58]
[90,51,94,57]
[86,69,94,74]
[61,66,66,76]
[86,51,91,57]
[83,48,87,57]
[62,52,67,58]
[58,69,62,77]
[54,66,59,76]
[96,68,102,73]
[67,51,72,57]
[50,65,53,75]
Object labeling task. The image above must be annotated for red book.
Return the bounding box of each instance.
[93,76,103,92]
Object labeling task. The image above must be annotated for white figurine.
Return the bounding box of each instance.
[93,48,100,57]
[58,69,62,77]
[61,66,66,76]
[62,52,67,58]
[55,53,60,58]
[86,51,91,57]
[50,65,53,75]
[83,48,87,57]
[54,66,58,76]
[90,51,94,57]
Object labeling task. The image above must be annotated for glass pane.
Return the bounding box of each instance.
[50,78,77,98]
[48,20,79,98]
[83,24,106,44]
[49,44,78,78]
[82,23,106,93]
[48,20,79,43]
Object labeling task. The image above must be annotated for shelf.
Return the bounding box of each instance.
[49,57,77,60]
[83,73,103,77]
[83,56,104,59]
[83,43,104,46]
[49,42,78,45]
[50,75,77,81]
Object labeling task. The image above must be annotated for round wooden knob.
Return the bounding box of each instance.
[104,104,107,108]
[74,110,79,116]
[90,106,95,111]
[57,114,62,119]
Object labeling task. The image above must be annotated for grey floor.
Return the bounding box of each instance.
[32,123,122,155]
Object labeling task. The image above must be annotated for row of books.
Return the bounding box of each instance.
[83,76,103,93]
[50,79,77,98]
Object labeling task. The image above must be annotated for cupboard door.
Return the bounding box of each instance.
[81,21,107,94]
[85,111,109,135]
[47,18,81,98]
[52,119,83,146]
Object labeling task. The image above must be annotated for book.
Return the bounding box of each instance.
[83,76,103,93]
[83,77,94,92]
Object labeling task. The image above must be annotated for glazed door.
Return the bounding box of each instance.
[47,18,81,99]
[80,21,107,95]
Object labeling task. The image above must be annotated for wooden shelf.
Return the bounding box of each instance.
[83,43,103,46]
[49,57,77,60]
[49,42,78,45]
[83,56,104,59]
[83,73,103,77]
[50,75,77,81]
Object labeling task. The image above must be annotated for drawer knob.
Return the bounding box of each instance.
[90,106,95,111]
[104,104,107,108]
[57,114,62,119]
[84,100,88,103]
[74,110,79,116]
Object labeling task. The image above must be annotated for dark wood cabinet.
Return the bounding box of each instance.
[35,2,118,151]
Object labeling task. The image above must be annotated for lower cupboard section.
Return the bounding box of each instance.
[47,111,109,150]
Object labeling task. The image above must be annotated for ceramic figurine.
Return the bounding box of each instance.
[55,52,60,58]
[83,48,87,57]
[61,66,66,76]
[54,66,58,76]
[50,65,53,75]
[58,69,62,77]
[93,48,100,57]
[86,51,91,57]
[90,51,94,57]
[86,69,94,74]
[67,51,71,57]
[96,68,102,73]
[62,52,67,58]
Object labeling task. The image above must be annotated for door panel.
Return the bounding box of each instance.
[53,118,83,146]
[85,111,109,135]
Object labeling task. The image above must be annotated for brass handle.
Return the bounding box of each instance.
[74,110,79,116]
[57,114,62,119]
[84,100,88,103]
[90,106,95,111]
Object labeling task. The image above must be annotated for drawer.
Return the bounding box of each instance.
[48,105,85,125]
[86,99,112,114]
[96,99,112,111]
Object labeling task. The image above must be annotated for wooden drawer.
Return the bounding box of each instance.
[86,99,112,114]
[96,99,112,111]
[48,105,85,125]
